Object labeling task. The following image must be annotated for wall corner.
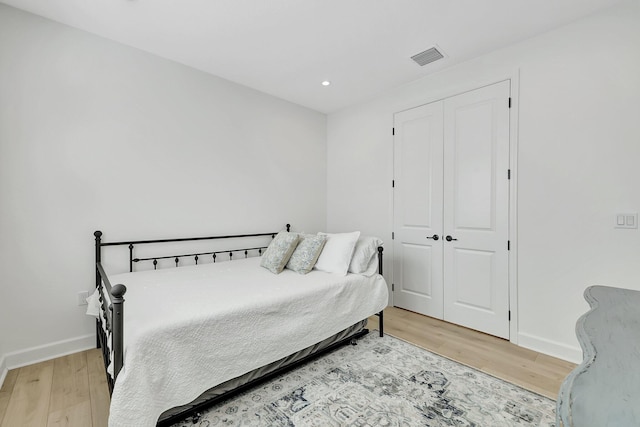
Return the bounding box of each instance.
[0,354,7,390]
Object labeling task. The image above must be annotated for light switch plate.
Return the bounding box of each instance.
[615,213,638,229]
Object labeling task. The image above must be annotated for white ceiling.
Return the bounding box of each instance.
[1,0,624,113]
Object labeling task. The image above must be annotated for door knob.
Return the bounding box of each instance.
[426,234,439,241]
[445,235,458,242]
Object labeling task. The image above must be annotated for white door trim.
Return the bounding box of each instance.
[507,70,520,344]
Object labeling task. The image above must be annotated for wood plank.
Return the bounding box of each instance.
[47,403,94,427]
[46,351,92,427]
[370,307,574,398]
[0,360,54,427]
[535,352,577,372]
[481,367,557,399]
[479,355,566,398]
[0,369,19,425]
[383,318,449,349]
[86,349,110,427]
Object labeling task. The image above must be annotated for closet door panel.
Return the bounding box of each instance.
[451,248,495,309]
[394,243,437,314]
[443,80,511,339]
[393,102,444,319]
[453,101,494,230]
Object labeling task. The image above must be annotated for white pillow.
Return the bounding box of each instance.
[349,236,383,276]
[361,250,382,276]
[314,231,361,276]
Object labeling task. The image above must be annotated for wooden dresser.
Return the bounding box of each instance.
[557,285,640,426]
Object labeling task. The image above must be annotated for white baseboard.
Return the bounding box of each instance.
[517,332,582,364]
[4,334,95,371]
[0,355,7,390]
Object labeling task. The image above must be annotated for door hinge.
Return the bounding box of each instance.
[392,283,395,292]
[392,180,395,188]
[508,310,511,321]
[508,169,511,180]
[507,240,510,251]
[508,97,511,108]
[392,232,395,240]
[392,127,395,136]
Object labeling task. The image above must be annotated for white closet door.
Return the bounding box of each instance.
[442,81,511,339]
[393,102,444,318]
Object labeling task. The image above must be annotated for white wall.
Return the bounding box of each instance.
[327,1,640,362]
[0,4,326,371]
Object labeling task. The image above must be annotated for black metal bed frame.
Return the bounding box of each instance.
[93,224,385,424]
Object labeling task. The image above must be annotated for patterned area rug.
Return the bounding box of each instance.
[172,332,556,426]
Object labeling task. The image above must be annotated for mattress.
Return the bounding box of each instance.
[102,256,388,427]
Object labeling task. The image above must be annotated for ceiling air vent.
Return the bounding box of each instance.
[411,47,444,66]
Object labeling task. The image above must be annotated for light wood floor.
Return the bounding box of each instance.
[368,307,576,399]
[0,349,109,427]
[0,307,575,426]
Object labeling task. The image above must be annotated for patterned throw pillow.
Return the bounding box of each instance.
[286,234,327,274]
[260,231,299,274]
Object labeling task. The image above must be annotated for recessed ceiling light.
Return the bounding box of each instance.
[321,80,331,86]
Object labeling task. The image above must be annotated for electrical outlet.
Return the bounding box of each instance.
[77,290,89,306]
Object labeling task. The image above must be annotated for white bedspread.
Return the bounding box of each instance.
[105,256,388,427]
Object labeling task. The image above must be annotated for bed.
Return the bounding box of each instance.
[92,225,388,427]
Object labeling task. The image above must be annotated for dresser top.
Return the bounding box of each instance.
[557,285,640,427]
